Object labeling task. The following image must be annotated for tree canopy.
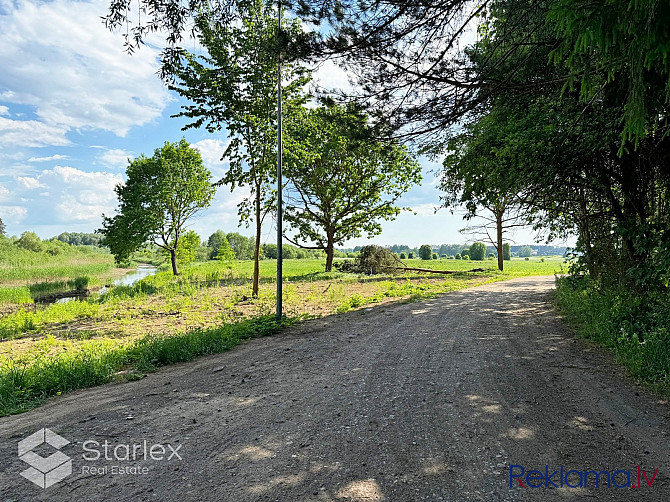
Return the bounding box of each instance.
[284,103,421,271]
[166,0,310,294]
[99,139,215,275]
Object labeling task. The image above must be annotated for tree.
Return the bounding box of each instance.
[100,139,215,275]
[0,217,4,237]
[441,102,533,272]
[518,246,532,258]
[418,244,432,261]
[166,0,310,295]
[216,236,236,262]
[17,231,42,252]
[503,243,511,261]
[176,230,201,265]
[226,232,255,260]
[207,230,227,260]
[469,242,486,261]
[284,103,421,271]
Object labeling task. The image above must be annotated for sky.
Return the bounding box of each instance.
[0,0,569,249]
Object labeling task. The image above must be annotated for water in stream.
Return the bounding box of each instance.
[56,265,158,303]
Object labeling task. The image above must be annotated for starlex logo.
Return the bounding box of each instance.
[18,428,72,489]
[510,464,659,489]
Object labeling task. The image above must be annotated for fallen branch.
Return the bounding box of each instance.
[383,266,488,275]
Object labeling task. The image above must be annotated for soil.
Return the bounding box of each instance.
[1,276,669,501]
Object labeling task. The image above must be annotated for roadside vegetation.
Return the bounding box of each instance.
[556,276,670,392]
[0,251,562,416]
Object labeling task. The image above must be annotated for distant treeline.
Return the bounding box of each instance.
[53,232,104,247]
[342,243,567,257]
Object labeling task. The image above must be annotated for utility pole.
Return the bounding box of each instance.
[276,0,283,321]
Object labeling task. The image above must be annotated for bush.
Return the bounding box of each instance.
[408,252,414,259]
[336,245,398,274]
[399,252,406,259]
[455,253,462,260]
[431,252,438,260]
[419,244,432,260]
[503,243,511,260]
[555,277,670,386]
[488,253,496,259]
[16,232,43,252]
[462,254,470,261]
[468,242,487,261]
[73,276,90,291]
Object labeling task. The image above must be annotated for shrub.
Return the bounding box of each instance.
[399,252,406,259]
[468,242,487,260]
[431,252,438,260]
[408,252,414,259]
[455,253,462,260]
[503,243,511,260]
[462,254,470,260]
[488,253,496,259]
[73,276,90,291]
[419,244,432,260]
[336,245,398,274]
[16,232,43,252]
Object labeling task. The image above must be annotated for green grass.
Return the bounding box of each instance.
[0,315,296,416]
[129,256,564,294]
[0,238,116,305]
[555,276,670,390]
[0,254,565,416]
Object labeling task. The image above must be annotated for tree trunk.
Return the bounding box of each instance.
[253,191,261,297]
[170,249,179,276]
[325,235,335,272]
[496,209,504,272]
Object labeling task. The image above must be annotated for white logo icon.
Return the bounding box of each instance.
[18,428,72,488]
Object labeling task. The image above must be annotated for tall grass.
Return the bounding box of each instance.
[0,315,295,416]
[555,276,670,388]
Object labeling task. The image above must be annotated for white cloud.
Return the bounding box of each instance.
[28,154,69,163]
[19,165,124,225]
[192,139,229,178]
[0,185,9,201]
[0,0,171,138]
[411,203,440,216]
[313,60,354,94]
[0,205,28,223]
[0,117,70,147]
[0,105,8,116]
[98,148,131,169]
[17,176,45,189]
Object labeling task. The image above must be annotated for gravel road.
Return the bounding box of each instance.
[1,275,669,501]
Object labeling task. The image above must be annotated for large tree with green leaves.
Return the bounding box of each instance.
[284,103,421,271]
[100,139,215,275]
[165,0,310,295]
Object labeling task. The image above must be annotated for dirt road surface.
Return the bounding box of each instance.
[1,276,669,501]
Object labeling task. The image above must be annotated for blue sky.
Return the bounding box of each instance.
[0,0,565,248]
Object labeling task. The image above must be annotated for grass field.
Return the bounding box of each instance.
[0,255,565,415]
[0,239,118,305]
